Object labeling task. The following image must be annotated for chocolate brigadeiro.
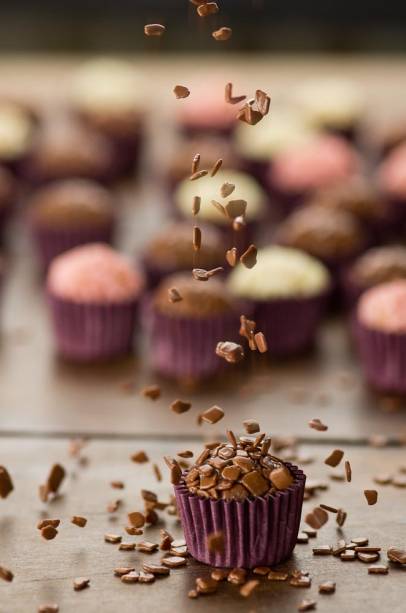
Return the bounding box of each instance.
[171,428,306,568]
[148,273,240,382]
[142,222,225,288]
[27,179,116,270]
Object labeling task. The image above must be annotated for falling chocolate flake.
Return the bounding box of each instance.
[237,103,263,126]
[200,405,224,424]
[192,153,200,174]
[144,23,166,37]
[308,418,328,432]
[196,2,219,17]
[225,199,247,219]
[37,519,60,530]
[364,489,378,505]
[141,385,161,400]
[190,169,208,181]
[240,244,257,269]
[128,511,145,528]
[225,82,246,105]
[0,466,14,498]
[173,85,190,99]
[305,507,329,530]
[107,499,121,513]
[243,420,260,434]
[216,341,244,364]
[152,464,162,482]
[46,464,66,496]
[255,89,271,116]
[170,399,192,414]
[254,332,268,353]
[41,525,58,540]
[345,460,352,482]
[319,504,338,514]
[212,27,232,41]
[336,508,347,527]
[226,247,238,267]
[324,449,344,467]
[192,266,223,281]
[177,450,193,458]
[0,565,14,582]
[220,182,235,198]
[192,195,201,215]
[131,450,149,463]
[193,226,201,251]
[210,158,223,177]
[71,516,87,528]
[168,287,182,303]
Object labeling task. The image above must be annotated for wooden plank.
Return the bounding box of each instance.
[0,438,405,612]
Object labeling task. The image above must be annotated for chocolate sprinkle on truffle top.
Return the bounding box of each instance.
[183,432,294,501]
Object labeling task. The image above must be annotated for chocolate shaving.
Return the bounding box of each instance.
[141,385,161,401]
[220,182,235,198]
[255,89,271,116]
[71,516,87,528]
[240,579,259,598]
[131,450,149,463]
[254,332,268,353]
[173,85,190,99]
[168,287,182,303]
[210,158,223,177]
[73,577,90,591]
[193,226,201,251]
[170,399,192,414]
[225,199,247,219]
[225,82,246,105]
[226,247,238,267]
[308,418,328,432]
[192,154,200,174]
[345,460,352,482]
[192,266,223,281]
[0,466,14,498]
[216,341,244,364]
[201,406,225,424]
[324,449,344,467]
[197,2,219,17]
[240,244,257,269]
[212,27,232,41]
[243,420,260,434]
[0,566,14,582]
[190,170,208,181]
[192,195,201,215]
[144,24,166,37]
[364,489,378,505]
[211,199,227,217]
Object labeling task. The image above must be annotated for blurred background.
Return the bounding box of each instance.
[0,0,406,53]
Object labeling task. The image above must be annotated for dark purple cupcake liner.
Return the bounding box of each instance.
[353,318,406,393]
[253,292,329,356]
[148,307,240,380]
[175,463,305,569]
[47,292,138,362]
[30,220,115,271]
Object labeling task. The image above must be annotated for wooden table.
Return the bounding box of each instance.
[1,56,406,612]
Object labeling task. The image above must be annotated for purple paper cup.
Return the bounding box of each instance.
[47,292,138,362]
[147,307,240,381]
[353,319,406,394]
[175,463,305,569]
[30,221,115,271]
[253,292,329,357]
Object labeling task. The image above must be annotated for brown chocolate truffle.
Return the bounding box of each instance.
[349,245,406,289]
[153,273,235,319]
[276,204,365,262]
[28,179,115,229]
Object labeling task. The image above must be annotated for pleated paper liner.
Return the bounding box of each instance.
[354,319,406,394]
[175,463,305,569]
[47,292,138,362]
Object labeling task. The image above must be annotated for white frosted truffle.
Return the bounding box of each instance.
[235,108,317,161]
[70,58,146,114]
[0,103,34,160]
[174,169,266,224]
[228,246,330,300]
[294,79,364,129]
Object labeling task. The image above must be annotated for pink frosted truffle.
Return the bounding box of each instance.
[47,243,143,303]
[378,142,406,199]
[358,280,406,333]
[270,134,359,193]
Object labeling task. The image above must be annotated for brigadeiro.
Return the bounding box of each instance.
[309,175,390,242]
[147,274,240,383]
[142,222,224,288]
[27,179,116,270]
[46,244,144,362]
[377,142,406,231]
[0,100,37,174]
[21,117,116,185]
[275,204,366,277]
[228,246,330,356]
[293,78,365,142]
[173,169,267,251]
[268,134,360,214]
[173,430,306,568]
[354,280,406,393]
[344,245,406,308]
[69,58,146,177]
[0,165,17,243]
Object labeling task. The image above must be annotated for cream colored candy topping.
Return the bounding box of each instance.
[228,246,329,300]
[0,104,34,159]
[235,107,317,160]
[70,58,145,114]
[294,78,364,128]
[175,169,265,224]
